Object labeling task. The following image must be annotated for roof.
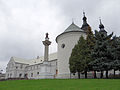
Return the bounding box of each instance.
[56,22,85,43]
[12,52,57,65]
[12,57,31,65]
[64,22,83,33]
[30,52,57,65]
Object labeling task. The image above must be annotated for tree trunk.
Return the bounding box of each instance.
[78,72,80,79]
[100,71,103,78]
[94,71,97,78]
[106,70,108,78]
[85,71,87,78]
[114,69,116,78]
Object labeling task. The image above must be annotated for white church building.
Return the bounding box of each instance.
[5,13,115,79]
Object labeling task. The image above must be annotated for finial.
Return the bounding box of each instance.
[99,17,104,29]
[82,11,87,21]
[83,10,85,17]
[99,17,102,25]
[72,18,74,24]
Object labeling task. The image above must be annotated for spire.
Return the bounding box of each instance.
[81,11,90,31]
[99,18,104,30]
[99,18,107,35]
[83,11,87,21]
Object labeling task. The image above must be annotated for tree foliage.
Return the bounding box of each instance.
[84,27,95,78]
[69,26,120,79]
[90,30,113,78]
[69,36,88,78]
[111,36,120,71]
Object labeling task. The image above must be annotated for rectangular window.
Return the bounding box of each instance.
[20,65,23,69]
[19,73,22,77]
[34,66,35,69]
[10,73,12,77]
[16,66,18,69]
[31,73,33,77]
[37,72,39,75]
[56,69,58,75]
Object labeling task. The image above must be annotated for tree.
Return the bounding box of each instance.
[90,30,113,78]
[86,26,95,50]
[111,36,120,77]
[69,45,79,75]
[69,26,95,79]
[69,36,87,79]
[84,26,95,78]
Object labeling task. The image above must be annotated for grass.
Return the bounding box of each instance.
[0,79,120,90]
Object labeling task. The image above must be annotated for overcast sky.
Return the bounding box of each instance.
[0,0,120,72]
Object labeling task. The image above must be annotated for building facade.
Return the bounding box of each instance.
[6,53,57,79]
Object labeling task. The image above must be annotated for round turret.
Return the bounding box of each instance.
[56,22,86,78]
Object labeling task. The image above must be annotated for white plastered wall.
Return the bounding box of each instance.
[56,31,86,78]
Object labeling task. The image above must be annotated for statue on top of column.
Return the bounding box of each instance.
[46,33,49,39]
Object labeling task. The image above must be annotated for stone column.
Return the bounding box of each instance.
[42,33,51,61]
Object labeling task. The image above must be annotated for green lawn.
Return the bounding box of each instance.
[0,79,120,90]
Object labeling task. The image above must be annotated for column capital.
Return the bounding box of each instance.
[42,40,51,46]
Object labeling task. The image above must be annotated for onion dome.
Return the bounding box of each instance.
[99,18,107,35]
[81,12,90,31]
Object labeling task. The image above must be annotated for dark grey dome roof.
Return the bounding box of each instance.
[56,22,85,43]
[64,22,83,33]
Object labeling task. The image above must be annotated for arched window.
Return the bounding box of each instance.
[61,44,65,48]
